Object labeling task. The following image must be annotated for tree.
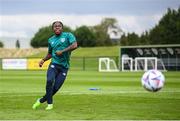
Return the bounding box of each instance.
[16,39,20,48]
[100,18,118,33]
[139,31,150,45]
[93,25,110,46]
[120,32,140,46]
[93,18,120,46]
[148,8,180,44]
[0,41,3,48]
[30,25,53,48]
[74,26,96,47]
[119,34,128,45]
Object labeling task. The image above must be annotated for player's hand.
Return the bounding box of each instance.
[55,51,63,56]
[39,59,45,67]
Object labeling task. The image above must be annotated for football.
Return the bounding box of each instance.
[141,70,165,92]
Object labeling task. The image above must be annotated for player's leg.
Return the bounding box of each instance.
[45,67,68,110]
[32,64,57,109]
[41,64,57,104]
[52,67,68,95]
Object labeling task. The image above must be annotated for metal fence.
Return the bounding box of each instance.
[1,56,179,71]
[70,56,119,71]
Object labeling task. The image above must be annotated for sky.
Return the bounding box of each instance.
[0,0,180,48]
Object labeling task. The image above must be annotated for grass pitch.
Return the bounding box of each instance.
[0,70,180,120]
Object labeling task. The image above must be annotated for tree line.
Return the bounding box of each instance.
[120,8,180,46]
[0,39,20,48]
[30,18,119,48]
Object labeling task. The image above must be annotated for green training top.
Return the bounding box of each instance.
[48,32,76,68]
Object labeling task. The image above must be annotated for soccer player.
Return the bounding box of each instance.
[32,21,78,110]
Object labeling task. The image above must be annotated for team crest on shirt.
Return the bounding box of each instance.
[50,65,55,68]
[60,38,65,43]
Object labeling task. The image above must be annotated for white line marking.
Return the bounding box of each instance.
[0,90,180,97]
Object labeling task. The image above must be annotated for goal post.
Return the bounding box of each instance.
[99,57,119,72]
[135,57,157,71]
[121,57,133,71]
[121,57,166,72]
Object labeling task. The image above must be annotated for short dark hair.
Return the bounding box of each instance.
[52,21,63,29]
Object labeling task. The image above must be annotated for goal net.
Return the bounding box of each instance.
[134,57,166,71]
[99,58,119,72]
[121,57,133,71]
[135,57,157,71]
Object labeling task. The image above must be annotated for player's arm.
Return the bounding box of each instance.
[39,53,52,67]
[39,43,52,67]
[42,53,52,61]
[55,41,78,56]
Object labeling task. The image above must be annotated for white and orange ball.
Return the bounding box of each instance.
[141,70,165,92]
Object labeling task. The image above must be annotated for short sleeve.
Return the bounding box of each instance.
[68,32,76,44]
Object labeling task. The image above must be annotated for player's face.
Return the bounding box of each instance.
[53,22,63,35]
